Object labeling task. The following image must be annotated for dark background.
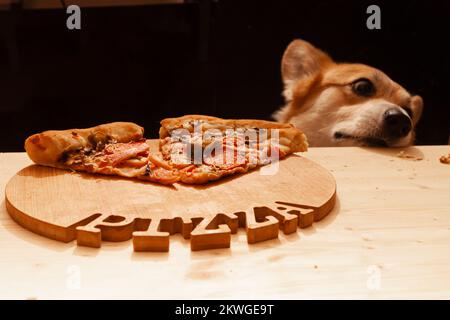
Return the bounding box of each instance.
[0,0,449,151]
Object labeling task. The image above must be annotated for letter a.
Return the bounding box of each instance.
[66,5,81,30]
[366,5,381,30]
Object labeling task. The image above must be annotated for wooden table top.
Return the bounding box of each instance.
[1,145,449,299]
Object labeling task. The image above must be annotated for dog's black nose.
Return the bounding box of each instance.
[383,109,412,139]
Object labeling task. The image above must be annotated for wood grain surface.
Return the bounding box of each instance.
[1,145,450,299]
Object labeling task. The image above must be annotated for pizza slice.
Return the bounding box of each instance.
[25,122,179,185]
[159,115,308,184]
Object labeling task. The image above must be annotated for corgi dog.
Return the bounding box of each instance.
[274,39,423,147]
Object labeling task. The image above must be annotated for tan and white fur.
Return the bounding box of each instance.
[274,39,423,147]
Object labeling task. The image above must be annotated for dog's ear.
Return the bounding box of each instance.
[282,39,333,101]
[410,95,423,125]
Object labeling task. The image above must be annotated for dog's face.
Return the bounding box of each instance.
[274,39,423,147]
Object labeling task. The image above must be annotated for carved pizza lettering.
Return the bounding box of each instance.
[72,202,323,251]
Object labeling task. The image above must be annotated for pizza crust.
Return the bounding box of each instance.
[25,122,144,167]
[179,165,247,184]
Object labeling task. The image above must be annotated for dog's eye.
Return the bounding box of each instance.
[352,78,376,97]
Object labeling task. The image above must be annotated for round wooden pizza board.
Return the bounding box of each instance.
[5,140,336,251]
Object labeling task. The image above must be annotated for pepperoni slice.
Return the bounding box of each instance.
[98,141,149,167]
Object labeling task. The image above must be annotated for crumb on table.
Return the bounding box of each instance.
[396,150,423,161]
[439,154,450,165]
